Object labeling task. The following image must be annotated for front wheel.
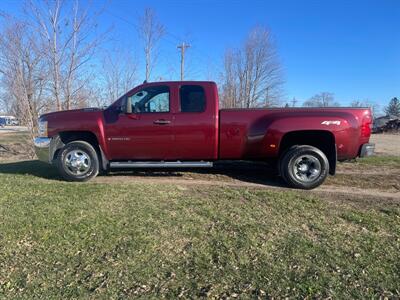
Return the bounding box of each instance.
[279,145,329,189]
[56,141,99,182]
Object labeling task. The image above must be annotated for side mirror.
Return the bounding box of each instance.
[126,96,132,114]
[124,96,138,119]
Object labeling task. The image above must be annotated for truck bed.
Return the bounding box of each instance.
[219,107,372,160]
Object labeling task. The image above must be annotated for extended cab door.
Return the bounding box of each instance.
[172,83,219,160]
[105,85,174,160]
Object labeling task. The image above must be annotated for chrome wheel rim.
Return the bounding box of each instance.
[292,155,321,183]
[64,150,91,176]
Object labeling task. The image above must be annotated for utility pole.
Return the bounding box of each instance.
[265,87,269,107]
[177,42,190,80]
[291,97,297,107]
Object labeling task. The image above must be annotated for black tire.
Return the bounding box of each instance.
[56,141,99,182]
[278,145,299,183]
[279,145,329,189]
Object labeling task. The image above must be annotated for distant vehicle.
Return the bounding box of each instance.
[0,115,18,126]
[10,119,19,126]
[34,81,375,189]
[0,117,6,128]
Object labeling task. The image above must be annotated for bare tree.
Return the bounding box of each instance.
[220,49,237,108]
[220,26,284,108]
[350,100,364,107]
[351,99,380,117]
[30,0,104,110]
[138,8,165,81]
[303,92,340,107]
[0,89,13,114]
[0,0,107,157]
[0,16,48,154]
[101,50,138,105]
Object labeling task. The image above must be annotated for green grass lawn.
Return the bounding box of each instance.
[0,167,399,298]
[356,155,400,167]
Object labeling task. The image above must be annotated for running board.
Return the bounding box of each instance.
[109,161,213,169]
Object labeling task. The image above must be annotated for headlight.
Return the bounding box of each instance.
[38,120,48,137]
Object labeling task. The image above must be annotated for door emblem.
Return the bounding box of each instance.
[109,137,131,141]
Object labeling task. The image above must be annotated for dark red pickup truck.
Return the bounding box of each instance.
[34,81,374,189]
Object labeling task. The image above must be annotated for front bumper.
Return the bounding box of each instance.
[34,137,52,163]
[360,143,375,157]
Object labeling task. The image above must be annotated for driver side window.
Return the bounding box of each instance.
[129,86,169,113]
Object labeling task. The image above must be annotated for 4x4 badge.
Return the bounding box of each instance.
[321,120,341,125]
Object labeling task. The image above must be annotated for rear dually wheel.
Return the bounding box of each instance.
[279,145,329,189]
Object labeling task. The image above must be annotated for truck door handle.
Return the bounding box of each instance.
[153,119,171,125]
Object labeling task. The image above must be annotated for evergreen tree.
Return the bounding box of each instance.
[385,97,400,116]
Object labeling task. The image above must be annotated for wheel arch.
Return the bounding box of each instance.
[279,130,337,175]
[52,131,108,171]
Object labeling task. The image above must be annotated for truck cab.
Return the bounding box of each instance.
[103,81,219,161]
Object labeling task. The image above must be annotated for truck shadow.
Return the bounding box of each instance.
[0,160,286,188]
[107,161,286,188]
[0,160,61,180]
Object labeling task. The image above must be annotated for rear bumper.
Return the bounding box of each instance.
[34,137,51,163]
[360,143,375,157]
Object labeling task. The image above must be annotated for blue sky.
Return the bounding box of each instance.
[1,0,399,109]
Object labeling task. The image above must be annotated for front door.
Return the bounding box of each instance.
[106,85,173,160]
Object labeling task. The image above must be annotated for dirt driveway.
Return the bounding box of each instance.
[370,133,400,156]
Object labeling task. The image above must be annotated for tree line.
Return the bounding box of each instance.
[1,0,395,139]
[0,2,170,138]
[289,92,397,118]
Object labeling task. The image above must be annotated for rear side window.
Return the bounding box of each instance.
[180,85,206,113]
